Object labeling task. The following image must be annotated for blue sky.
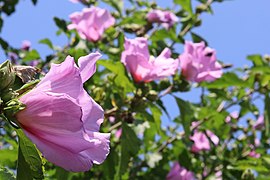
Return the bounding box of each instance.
[1,0,270,124]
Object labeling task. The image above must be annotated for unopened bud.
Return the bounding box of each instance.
[0,61,15,93]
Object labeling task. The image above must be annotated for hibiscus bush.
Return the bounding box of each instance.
[0,0,270,179]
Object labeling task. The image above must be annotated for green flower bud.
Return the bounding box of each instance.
[3,98,26,129]
[0,60,15,93]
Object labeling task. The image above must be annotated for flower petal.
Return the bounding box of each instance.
[17,92,93,153]
[78,52,102,83]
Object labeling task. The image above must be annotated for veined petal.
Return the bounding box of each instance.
[124,53,152,82]
[34,56,83,98]
[82,131,110,164]
[24,133,93,172]
[78,89,104,131]
[17,92,97,153]
[78,52,102,83]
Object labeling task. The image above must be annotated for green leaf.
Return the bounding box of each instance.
[231,158,269,173]
[54,167,70,180]
[22,50,40,62]
[39,38,53,49]
[117,123,140,176]
[0,166,15,180]
[97,60,135,93]
[119,11,147,26]
[0,37,9,50]
[102,0,123,15]
[0,17,3,33]
[149,104,162,134]
[201,72,249,89]
[0,149,18,167]
[151,29,180,43]
[178,148,192,170]
[53,17,68,32]
[31,0,38,5]
[191,32,208,44]
[174,0,193,14]
[247,54,264,66]
[102,148,118,180]
[16,129,44,180]
[174,96,194,138]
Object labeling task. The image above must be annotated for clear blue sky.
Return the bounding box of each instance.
[1,0,270,124]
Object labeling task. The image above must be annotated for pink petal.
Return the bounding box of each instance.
[78,52,102,83]
[78,90,104,131]
[17,92,92,153]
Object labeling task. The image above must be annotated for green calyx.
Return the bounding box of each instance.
[0,60,16,95]
[2,98,26,129]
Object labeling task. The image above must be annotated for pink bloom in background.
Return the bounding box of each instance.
[190,130,219,153]
[108,116,115,123]
[21,40,31,51]
[180,41,222,83]
[8,52,19,64]
[121,37,179,82]
[255,138,260,147]
[147,9,179,29]
[248,150,261,158]
[16,53,110,172]
[225,111,239,123]
[115,128,122,139]
[215,170,223,180]
[166,162,196,180]
[28,60,39,67]
[68,7,115,42]
[253,115,264,130]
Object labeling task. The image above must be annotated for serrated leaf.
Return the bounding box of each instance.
[16,129,44,180]
[0,166,15,180]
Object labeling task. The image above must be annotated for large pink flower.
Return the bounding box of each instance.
[121,37,179,82]
[68,7,115,42]
[166,162,196,180]
[16,52,110,172]
[147,9,179,29]
[179,41,222,83]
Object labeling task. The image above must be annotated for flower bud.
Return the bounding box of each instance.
[0,61,15,93]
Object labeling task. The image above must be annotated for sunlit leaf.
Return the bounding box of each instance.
[16,130,44,180]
